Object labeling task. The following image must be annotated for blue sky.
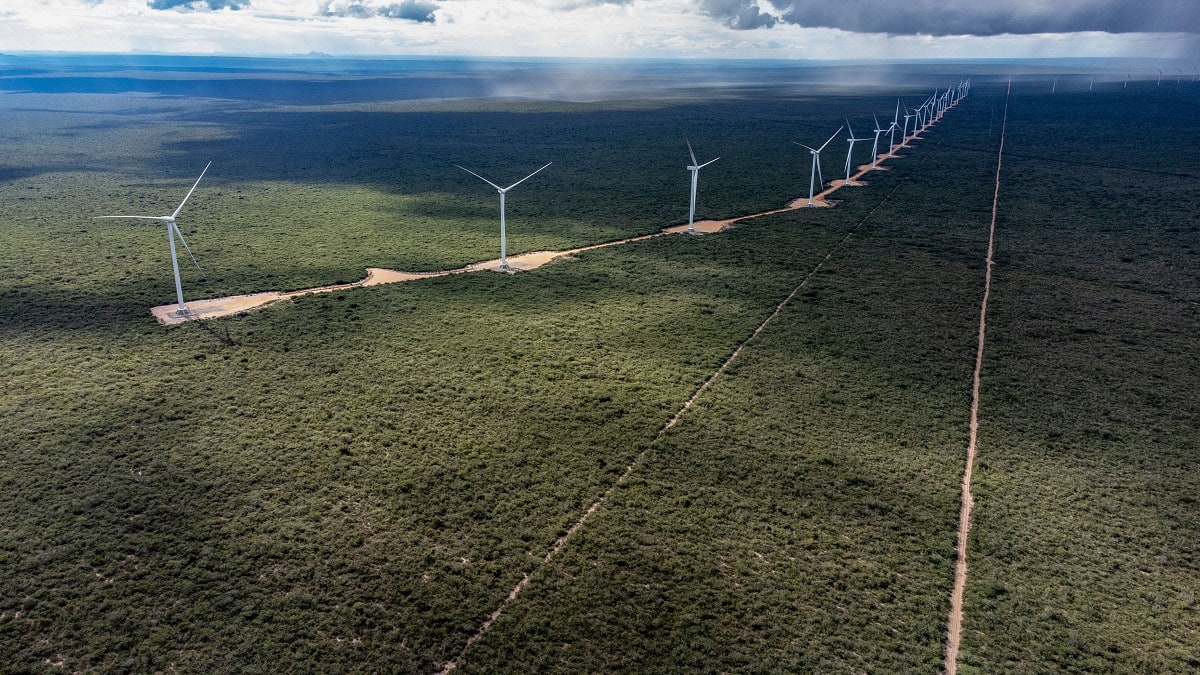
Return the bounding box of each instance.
[3,1,1198,61]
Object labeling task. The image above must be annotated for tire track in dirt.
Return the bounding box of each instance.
[943,78,1008,675]
[438,123,955,674]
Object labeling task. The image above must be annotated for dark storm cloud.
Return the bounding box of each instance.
[318,1,439,23]
[701,0,1200,35]
[147,0,249,9]
[700,0,777,29]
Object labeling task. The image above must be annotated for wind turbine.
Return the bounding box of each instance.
[887,100,900,156]
[794,125,842,207]
[870,114,886,168]
[1124,69,1130,88]
[98,161,211,316]
[1089,75,1095,91]
[1051,74,1059,93]
[842,119,869,186]
[456,161,553,271]
[684,138,719,234]
[900,106,914,147]
[1157,69,1162,85]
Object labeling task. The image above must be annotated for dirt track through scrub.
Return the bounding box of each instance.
[943,79,1008,675]
[437,125,954,674]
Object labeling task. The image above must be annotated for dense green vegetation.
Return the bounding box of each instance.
[457,129,997,672]
[1,60,1197,672]
[959,86,1200,672]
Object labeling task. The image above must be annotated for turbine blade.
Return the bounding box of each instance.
[873,113,881,130]
[97,215,171,221]
[845,118,855,138]
[172,221,201,270]
[503,162,553,192]
[794,142,816,153]
[697,157,719,170]
[818,126,844,153]
[173,161,212,219]
[685,137,698,166]
[455,164,504,191]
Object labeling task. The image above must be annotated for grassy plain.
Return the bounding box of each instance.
[1,59,1197,672]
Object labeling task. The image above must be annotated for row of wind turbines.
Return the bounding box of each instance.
[1050,66,1198,93]
[100,78,969,318]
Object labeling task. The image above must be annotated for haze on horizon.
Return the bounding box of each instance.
[3,0,1198,62]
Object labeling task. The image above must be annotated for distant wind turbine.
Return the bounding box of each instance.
[456,161,553,271]
[870,114,886,169]
[843,119,869,185]
[900,106,914,147]
[1051,74,1059,94]
[684,138,719,234]
[887,100,900,156]
[1089,75,1095,91]
[98,161,211,316]
[794,125,842,207]
[1124,69,1130,88]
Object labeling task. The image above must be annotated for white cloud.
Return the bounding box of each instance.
[0,0,1195,59]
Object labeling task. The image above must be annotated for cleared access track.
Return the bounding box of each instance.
[150,111,950,325]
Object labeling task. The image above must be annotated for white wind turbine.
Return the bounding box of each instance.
[98,161,211,316]
[870,114,886,168]
[918,96,932,131]
[456,161,553,271]
[900,106,914,147]
[1089,74,1096,91]
[842,119,869,185]
[887,100,900,156]
[684,138,719,233]
[794,125,842,207]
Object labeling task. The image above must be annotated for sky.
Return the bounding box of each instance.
[2,0,1198,61]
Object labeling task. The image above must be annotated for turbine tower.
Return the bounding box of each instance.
[843,119,869,185]
[684,138,719,234]
[870,114,886,169]
[900,106,914,147]
[887,100,900,156]
[456,161,553,271]
[98,161,211,316]
[794,125,842,207]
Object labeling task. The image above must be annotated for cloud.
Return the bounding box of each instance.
[700,0,1200,36]
[147,0,249,9]
[319,0,439,23]
[700,0,776,30]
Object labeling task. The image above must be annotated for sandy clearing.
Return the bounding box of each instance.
[943,82,1005,675]
[150,217,732,324]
